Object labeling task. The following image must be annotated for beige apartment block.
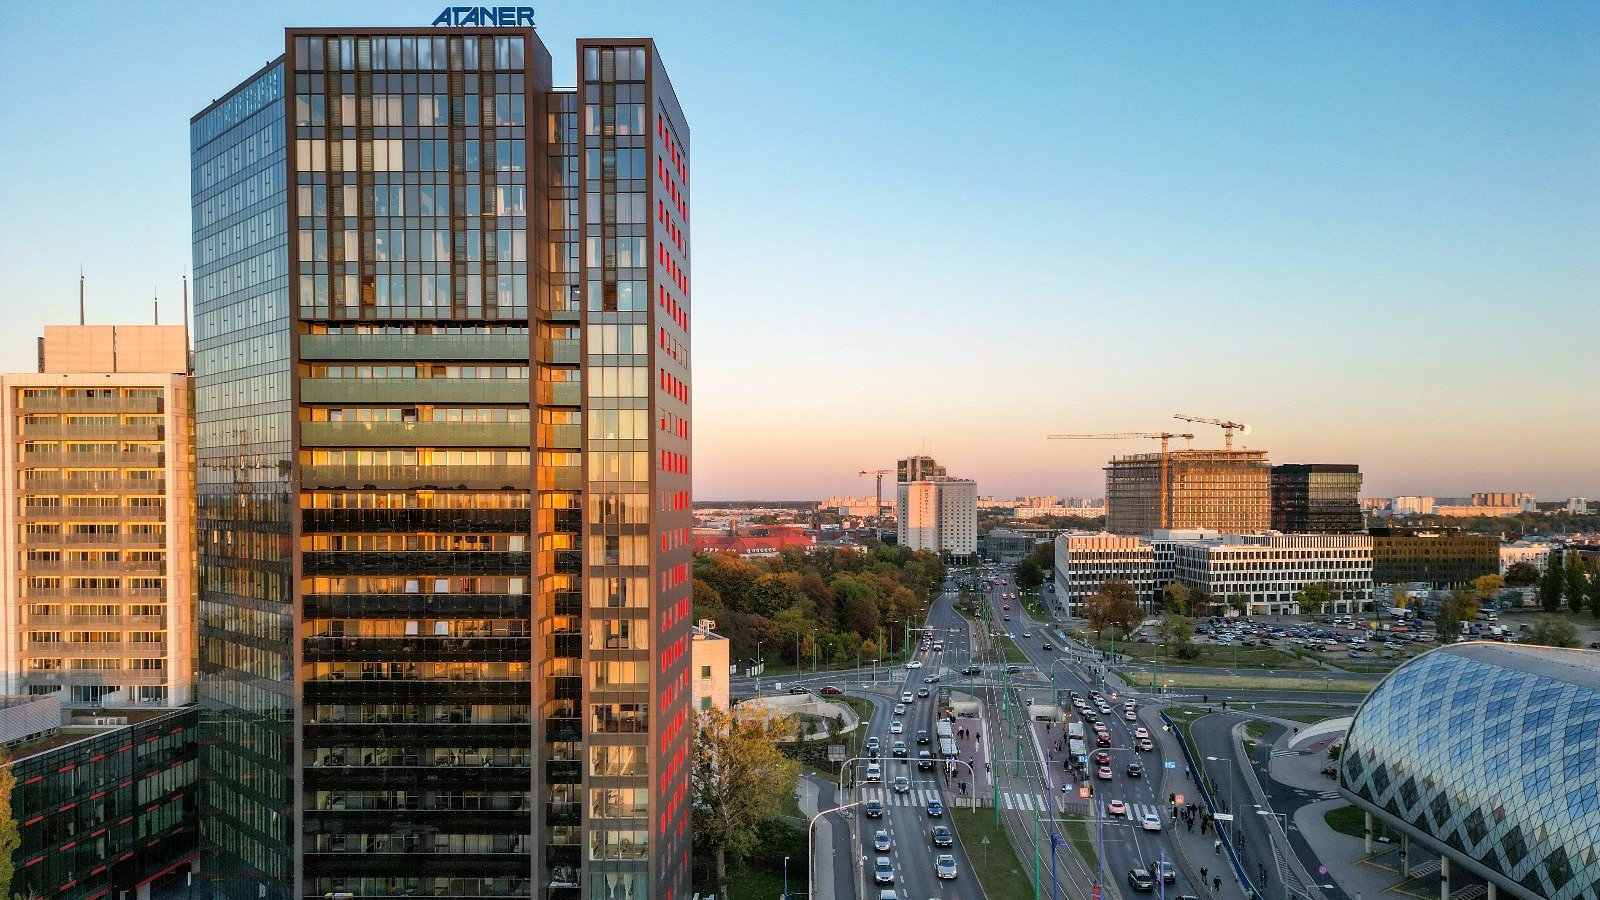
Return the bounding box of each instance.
[0,325,193,708]
[692,622,730,711]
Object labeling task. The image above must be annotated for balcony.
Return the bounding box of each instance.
[21,559,165,574]
[301,464,530,491]
[22,452,165,467]
[21,424,166,441]
[25,615,166,628]
[299,378,528,406]
[301,550,531,576]
[299,421,530,449]
[21,479,165,494]
[19,396,163,413]
[303,635,530,660]
[535,382,581,408]
[299,332,530,362]
[301,592,530,619]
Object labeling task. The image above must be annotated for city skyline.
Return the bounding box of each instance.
[2,1,1597,501]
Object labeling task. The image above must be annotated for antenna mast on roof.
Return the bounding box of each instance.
[79,270,85,325]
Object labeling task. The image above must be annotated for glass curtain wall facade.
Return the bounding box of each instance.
[576,41,693,900]
[190,60,296,898]
[196,25,690,900]
[1270,464,1363,534]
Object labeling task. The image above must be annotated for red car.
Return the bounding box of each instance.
[1002,604,1011,611]
[820,686,844,696]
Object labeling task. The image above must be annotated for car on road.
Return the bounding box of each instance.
[894,775,910,793]
[1096,732,1112,747]
[1124,709,1138,721]
[1134,727,1149,739]
[906,660,922,669]
[1128,868,1155,892]
[1136,737,1155,752]
[1004,665,1022,674]
[1081,711,1098,723]
[923,675,939,683]
[1042,642,1054,651]
[1140,813,1162,832]
[874,829,891,851]
[1107,799,1127,816]
[865,799,884,818]
[820,685,844,695]
[866,762,882,782]
[875,856,895,884]
[1092,749,1112,765]
[927,799,944,817]
[877,891,898,900]
[932,825,954,847]
[918,750,933,770]
[935,854,958,879]
[1097,765,1113,780]
[917,687,929,697]
[890,721,903,734]
[1150,860,1176,883]
[866,737,880,754]
[962,665,981,675]
[916,729,930,744]
[1003,615,1011,622]
[1126,762,1144,778]
[1002,604,1011,611]
[893,741,907,757]
[894,704,907,716]
[787,687,810,695]
[901,692,914,703]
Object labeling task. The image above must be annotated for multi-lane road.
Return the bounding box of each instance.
[977,576,1201,899]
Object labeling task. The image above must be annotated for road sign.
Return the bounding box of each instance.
[1175,794,1185,805]
[1164,760,1177,769]
[1213,813,1235,821]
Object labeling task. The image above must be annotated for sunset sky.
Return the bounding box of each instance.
[1,1,1595,500]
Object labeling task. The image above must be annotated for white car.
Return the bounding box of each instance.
[1107,799,1127,816]
[1140,813,1162,832]
[935,854,958,879]
[889,721,903,734]
[894,704,907,716]
[1134,727,1150,740]
[1124,710,1137,721]
[906,660,923,669]
[901,692,915,703]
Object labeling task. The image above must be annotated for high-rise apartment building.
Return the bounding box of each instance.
[0,325,194,708]
[192,25,691,900]
[1105,449,1270,535]
[1270,464,1363,533]
[895,455,976,560]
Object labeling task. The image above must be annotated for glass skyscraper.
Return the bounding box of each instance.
[191,24,691,900]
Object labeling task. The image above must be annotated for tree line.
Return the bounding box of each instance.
[693,543,947,667]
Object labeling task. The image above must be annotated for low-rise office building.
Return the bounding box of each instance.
[1370,527,1499,588]
[1053,533,1156,616]
[1172,533,1374,615]
[2,696,197,900]
[1499,540,1556,576]
[1341,643,1600,900]
[691,623,730,711]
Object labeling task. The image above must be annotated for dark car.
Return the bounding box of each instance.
[1150,860,1176,883]
[917,729,930,745]
[865,800,884,818]
[1128,869,1155,892]
[931,824,954,847]
[1126,762,1145,777]
[787,686,810,695]
[1096,732,1112,747]
[1042,642,1054,651]
[1005,665,1022,674]
[962,665,982,676]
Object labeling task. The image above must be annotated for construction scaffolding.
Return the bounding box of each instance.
[1105,449,1271,535]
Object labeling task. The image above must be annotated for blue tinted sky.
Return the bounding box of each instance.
[1,2,1595,500]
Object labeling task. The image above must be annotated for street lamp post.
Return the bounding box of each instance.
[782,855,790,900]
[808,800,863,900]
[1255,808,1292,900]
[1206,755,1235,838]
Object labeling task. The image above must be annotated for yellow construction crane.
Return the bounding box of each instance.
[858,469,894,530]
[1173,414,1251,450]
[1045,432,1194,528]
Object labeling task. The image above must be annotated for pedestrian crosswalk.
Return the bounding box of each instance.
[1269,749,1300,758]
[860,787,946,807]
[1314,789,1342,800]
[1097,800,1163,821]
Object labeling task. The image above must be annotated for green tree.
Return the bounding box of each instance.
[1014,558,1045,590]
[1295,582,1332,617]
[1189,585,1216,617]
[1086,578,1141,638]
[691,704,801,900]
[1160,614,1200,660]
[1523,615,1578,648]
[1227,593,1248,617]
[1435,586,1480,642]
[1587,564,1600,619]
[692,577,724,625]
[1503,561,1540,588]
[1161,581,1191,617]
[1538,551,1565,611]
[1565,553,1588,615]
[1028,541,1055,573]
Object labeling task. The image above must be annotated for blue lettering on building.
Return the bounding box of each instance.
[431,7,536,27]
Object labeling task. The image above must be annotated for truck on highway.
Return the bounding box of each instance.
[1067,722,1085,742]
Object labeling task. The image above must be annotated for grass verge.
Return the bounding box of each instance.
[1325,803,1397,841]
[1149,671,1379,693]
[993,630,1033,666]
[1061,817,1098,871]
[1273,711,1338,725]
[950,807,1035,900]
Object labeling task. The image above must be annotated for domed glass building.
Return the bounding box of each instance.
[1341,642,1600,900]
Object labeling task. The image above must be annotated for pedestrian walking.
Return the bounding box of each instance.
[1200,867,1208,883]
[1213,876,1222,893]
[1187,817,1195,832]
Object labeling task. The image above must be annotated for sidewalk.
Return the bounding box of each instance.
[795,775,839,900]
[1142,705,1251,900]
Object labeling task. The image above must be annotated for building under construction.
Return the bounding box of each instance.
[1105,449,1271,535]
